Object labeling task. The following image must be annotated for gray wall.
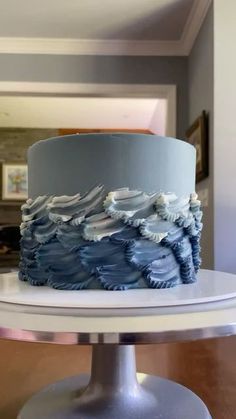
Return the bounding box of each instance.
[0,54,188,138]
[188,5,214,269]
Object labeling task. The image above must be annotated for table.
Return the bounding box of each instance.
[1,270,236,419]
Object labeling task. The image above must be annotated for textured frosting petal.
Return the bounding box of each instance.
[126,239,171,269]
[143,253,181,288]
[48,185,105,224]
[19,231,40,268]
[155,193,191,221]
[97,265,144,290]
[21,196,52,222]
[19,262,48,286]
[35,239,95,289]
[56,223,86,251]
[180,255,196,283]
[30,216,57,244]
[47,271,96,290]
[104,188,157,224]
[79,240,125,274]
[82,212,125,241]
[36,239,80,269]
[110,226,141,244]
[190,233,202,272]
[139,214,173,243]
[78,239,144,289]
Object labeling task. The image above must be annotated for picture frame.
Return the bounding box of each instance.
[185,111,209,183]
[1,163,28,201]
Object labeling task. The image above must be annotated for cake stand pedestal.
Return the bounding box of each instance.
[1,270,236,419]
[18,345,210,419]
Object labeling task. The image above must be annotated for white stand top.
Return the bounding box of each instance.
[0,269,236,345]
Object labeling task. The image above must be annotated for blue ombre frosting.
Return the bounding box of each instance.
[19,186,202,290]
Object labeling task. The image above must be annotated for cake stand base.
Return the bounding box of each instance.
[18,345,211,419]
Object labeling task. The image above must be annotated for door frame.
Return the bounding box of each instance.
[0,82,176,137]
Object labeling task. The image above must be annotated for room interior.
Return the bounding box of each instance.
[0,0,235,418]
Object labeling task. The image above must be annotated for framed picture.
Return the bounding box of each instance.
[185,111,209,183]
[1,163,28,201]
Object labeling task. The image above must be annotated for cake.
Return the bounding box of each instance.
[19,133,202,290]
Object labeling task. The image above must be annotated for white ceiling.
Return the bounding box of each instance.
[0,0,211,55]
[0,97,167,135]
[0,0,194,40]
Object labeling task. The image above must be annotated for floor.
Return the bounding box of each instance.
[0,336,235,419]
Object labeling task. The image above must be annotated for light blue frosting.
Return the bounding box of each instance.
[19,187,202,290]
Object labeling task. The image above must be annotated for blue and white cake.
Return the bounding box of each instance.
[19,133,202,291]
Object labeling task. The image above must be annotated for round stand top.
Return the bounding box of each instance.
[0,270,236,345]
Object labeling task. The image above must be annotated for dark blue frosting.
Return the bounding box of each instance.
[19,188,202,290]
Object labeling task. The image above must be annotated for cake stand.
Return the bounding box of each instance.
[1,270,236,419]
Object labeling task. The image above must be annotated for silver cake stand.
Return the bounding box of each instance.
[1,270,236,419]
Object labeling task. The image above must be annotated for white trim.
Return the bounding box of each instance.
[0,81,175,97]
[181,0,212,55]
[0,38,182,56]
[0,1,211,56]
[0,82,176,137]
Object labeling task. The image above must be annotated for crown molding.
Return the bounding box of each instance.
[0,38,183,56]
[180,0,212,55]
[0,1,211,56]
